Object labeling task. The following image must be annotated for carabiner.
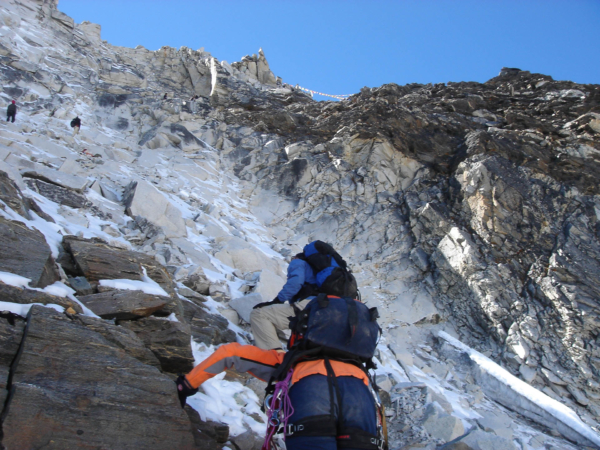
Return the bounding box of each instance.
[264,394,274,409]
[269,416,281,427]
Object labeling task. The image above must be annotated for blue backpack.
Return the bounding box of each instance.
[300,240,359,300]
[289,294,381,363]
[265,294,386,449]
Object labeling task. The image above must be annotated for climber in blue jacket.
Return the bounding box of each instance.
[250,255,317,350]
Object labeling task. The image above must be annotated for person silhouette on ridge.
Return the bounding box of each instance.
[6,100,16,123]
[70,116,81,136]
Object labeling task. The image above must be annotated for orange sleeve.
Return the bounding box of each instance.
[185,343,284,389]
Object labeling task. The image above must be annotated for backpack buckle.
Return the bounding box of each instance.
[286,424,304,436]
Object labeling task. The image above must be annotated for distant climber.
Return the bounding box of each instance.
[6,100,16,123]
[70,116,81,136]
[163,93,168,100]
[250,253,317,350]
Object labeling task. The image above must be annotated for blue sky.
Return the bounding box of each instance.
[59,1,600,101]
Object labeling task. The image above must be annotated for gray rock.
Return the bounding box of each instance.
[122,180,187,238]
[0,217,60,288]
[229,292,264,323]
[77,290,168,320]
[184,406,227,449]
[24,178,90,208]
[2,306,196,449]
[447,429,517,450]
[75,315,161,369]
[0,281,82,313]
[68,276,94,296]
[209,283,230,302]
[50,8,74,28]
[230,429,264,450]
[0,169,31,218]
[0,313,26,408]
[438,334,600,449]
[181,297,236,345]
[410,247,430,272]
[475,409,514,441]
[566,384,589,406]
[121,316,195,374]
[62,236,175,294]
[63,235,144,282]
[177,284,208,302]
[20,166,89,192]
[182,272,211,295]
[422,402,464,442]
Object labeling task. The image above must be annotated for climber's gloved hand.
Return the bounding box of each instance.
[176,374,198,408]
[252,297,281,310]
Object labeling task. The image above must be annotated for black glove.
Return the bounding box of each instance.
[176,374,198,408]
[252,297,281,310]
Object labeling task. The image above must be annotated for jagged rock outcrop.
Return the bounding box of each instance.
[0,314,25,409]
[0,216,60,288]
[78,290,168,320]
[0,281,83,313]
[219,66,600,426]
[231,48,278,86]
[1,306,198,449]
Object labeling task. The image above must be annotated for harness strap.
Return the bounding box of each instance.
[285,415,336,437]
[323,356,338,425]
[337,427,386,450]
[345,298,358,339]
[284,420,383,450]
[317,292,329,308]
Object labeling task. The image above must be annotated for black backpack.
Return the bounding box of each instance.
[290,294,381,362]
[300,240,359,299]
[70,118,79,127]
[267,294,381,387]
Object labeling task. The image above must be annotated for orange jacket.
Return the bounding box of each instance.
[186,342,369,389]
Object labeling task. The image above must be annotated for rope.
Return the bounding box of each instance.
[262,369,295,450]
[296,86,351,100]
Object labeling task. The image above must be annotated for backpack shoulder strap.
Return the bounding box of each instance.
[317,292,329,308]
[345,297,358,339]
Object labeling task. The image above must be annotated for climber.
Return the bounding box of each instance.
[70,116,81,136]
[176,342,381,450]
[163,92,168,100]
[249,253,317,350]
[6,100,16,123]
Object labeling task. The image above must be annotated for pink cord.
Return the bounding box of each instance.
[262,369,295,450]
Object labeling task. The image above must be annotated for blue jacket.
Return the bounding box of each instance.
[277,259,317,304]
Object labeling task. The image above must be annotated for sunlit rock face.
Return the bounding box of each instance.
[224,69,600,416]
[0,0,599,448]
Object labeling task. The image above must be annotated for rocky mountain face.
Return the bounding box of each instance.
[1,1,600,449]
